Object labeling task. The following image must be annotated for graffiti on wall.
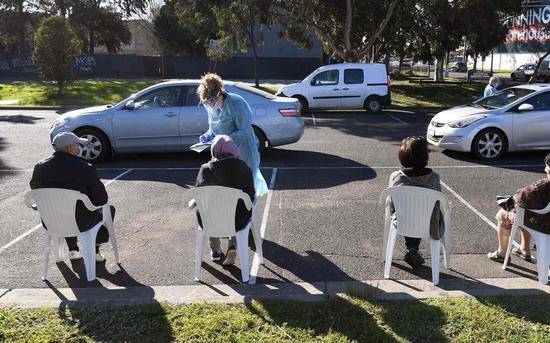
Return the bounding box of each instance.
[75,56,96,73]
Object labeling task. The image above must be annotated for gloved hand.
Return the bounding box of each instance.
[199,132,214,143]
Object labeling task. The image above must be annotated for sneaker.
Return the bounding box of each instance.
[487,250,506,262]
[210,251,222,262]
[512,247,532,263]
[223,247,237,266]
[67,250,82,260]
[95,252,106,262]
[404,249,425,267]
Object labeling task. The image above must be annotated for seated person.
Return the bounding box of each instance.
[29,132,115,262]
[488,153,550,262]
[195,135,255,266]
[389,136,444,268]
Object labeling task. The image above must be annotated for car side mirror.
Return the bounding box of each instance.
[518,103,534,112]
[310,79,316,86]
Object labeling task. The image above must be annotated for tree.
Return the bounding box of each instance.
[33,15,80,94]
[271,0,399,62]
[0,0,31,54]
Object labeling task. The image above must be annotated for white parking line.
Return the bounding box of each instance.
[0,168,133,254]
[387,113,408,124]
[440,180,497,230]
[249,168,278,284]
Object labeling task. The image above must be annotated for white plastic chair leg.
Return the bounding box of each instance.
[106,222,120,264]
[236,228,250,283]
[430,239,441,285]
[252,221,264,264]
[53,237,63,262]
[502,221,518,270]
[80,228,99,282]
[194,229,204,282]
[384,227,398,279]
[42,235,52,281]
[442,235,450,270]
[534,234,549,285]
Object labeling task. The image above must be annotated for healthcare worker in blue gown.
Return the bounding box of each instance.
[197,73,268,197]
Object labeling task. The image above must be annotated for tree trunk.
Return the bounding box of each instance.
[473,53,478,71]
[434,57,444,82]
[529,50,550,84]
[249,24,259,88]
[398,55,404,71]
[384,48,391,70]
[57,80,64,96]
[89,29,95,54]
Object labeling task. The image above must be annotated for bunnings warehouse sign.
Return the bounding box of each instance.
[497,0,550,53]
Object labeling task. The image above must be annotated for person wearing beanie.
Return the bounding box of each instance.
[488,152,550,262]
[194,135,255,266]
[29,132,114,263]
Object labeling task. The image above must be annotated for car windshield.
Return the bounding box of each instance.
[233,82,276,99]
[472,88,535,109]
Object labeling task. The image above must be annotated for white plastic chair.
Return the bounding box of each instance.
[184,186,263,283]
[380,186,452,285]
[24,189,120,282]
[503,202,550,284]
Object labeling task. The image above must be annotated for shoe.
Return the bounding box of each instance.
[487,250,506,262]
[404,249,425,267]
[67,250,82,260]
[223,247,237,266]
[512,247,532,262]
[95,252,106,262]
[210,251,222,262]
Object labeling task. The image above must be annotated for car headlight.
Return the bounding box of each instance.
[52,118,71,129]
[447,115,485,128]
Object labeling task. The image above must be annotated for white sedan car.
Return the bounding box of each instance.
[427,84,550,160]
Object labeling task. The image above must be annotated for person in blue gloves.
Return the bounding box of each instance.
[197,73,268,197]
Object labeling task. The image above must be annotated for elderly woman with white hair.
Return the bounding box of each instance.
[484,76,501,98]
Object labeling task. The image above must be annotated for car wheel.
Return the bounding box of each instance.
[74,128,110,163]
[471,128,507,161]
[253,126,267,155]
[293,95,309,113]
[511,74,516,81]
[365,96,382,113]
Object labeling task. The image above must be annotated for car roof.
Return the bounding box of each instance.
[510,84,550,91]
[148,79,237,87]
[317,63,385,69]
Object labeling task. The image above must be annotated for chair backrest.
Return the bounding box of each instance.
[26,188,90,237]
[380,186,450,239]
[184,186,253,237]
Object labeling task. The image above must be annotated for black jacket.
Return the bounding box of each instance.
[29,151,108,232]
[195,157,255,231]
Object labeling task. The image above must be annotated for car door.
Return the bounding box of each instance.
[178,85,209,147]
[340,68,365,108]
[307,69,341,108]
[512,91,550,149]
[113,86,181,150]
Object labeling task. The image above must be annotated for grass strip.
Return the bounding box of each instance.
[1,295,548,342]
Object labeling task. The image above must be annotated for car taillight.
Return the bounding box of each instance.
[279,108,300,117]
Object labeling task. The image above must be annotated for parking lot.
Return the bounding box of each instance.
[0,108,546,290]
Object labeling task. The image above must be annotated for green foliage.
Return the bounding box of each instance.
[0,296,549,342]
[32,16,80,94]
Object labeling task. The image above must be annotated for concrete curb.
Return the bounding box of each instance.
[0,106,83,111]
[0,277,548,308]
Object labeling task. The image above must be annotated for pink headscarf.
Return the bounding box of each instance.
[211,135,240,160]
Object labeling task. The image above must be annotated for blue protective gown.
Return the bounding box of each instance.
[204,92,268,197]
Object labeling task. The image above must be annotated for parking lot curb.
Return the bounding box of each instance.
[1,277,547,308]
[0,106,83,111]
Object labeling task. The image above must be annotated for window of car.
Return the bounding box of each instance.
[180,85,201,106]
[311,70,339,86]
[516,91,550,111]
[135,87,180,109]
[344,69,364,84]
[517,65,524,70]
[473,88,536,109]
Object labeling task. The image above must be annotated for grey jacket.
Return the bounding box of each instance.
[388,168,444,240]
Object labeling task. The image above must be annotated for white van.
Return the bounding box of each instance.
[276,63,391,112]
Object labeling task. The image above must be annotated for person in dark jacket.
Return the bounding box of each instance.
[195,135,255,266]
[488,153,550,262]
[388,136,444,268]
[29,132,114,262]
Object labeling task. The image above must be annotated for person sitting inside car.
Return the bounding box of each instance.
[194,135,255,266]
[488,153,550,262]
[388,136,445,268]
[29,132,115,262]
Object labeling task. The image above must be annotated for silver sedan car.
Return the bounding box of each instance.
[427,84,550,160]
[50,80,304,162]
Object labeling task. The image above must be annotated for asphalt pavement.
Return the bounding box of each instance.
[0,108,546,290]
